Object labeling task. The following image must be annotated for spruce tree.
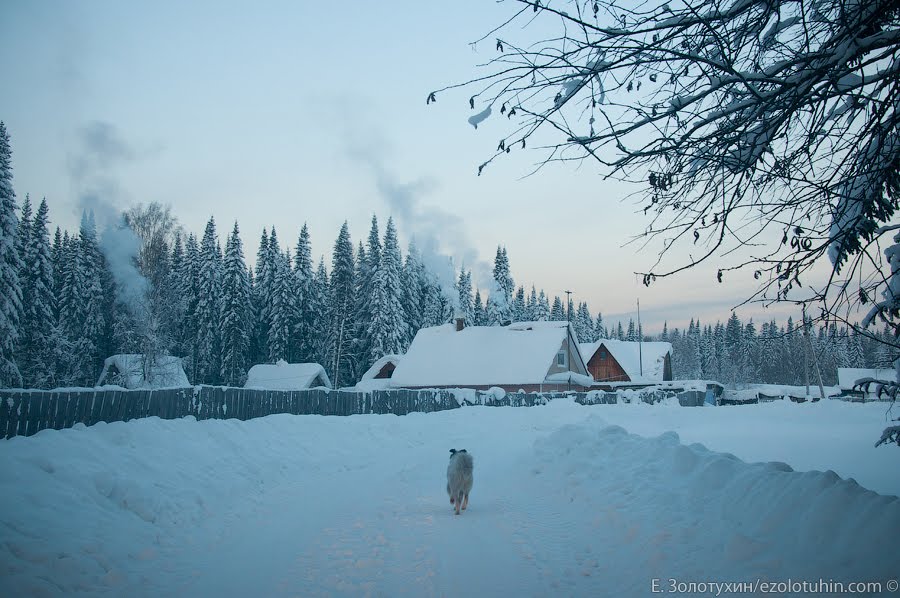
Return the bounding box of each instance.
[487,246,514,324]
[0,123,22,387]
[292,223,315,362]
[312,257,330,366]
[355,216,381,360]
[526,286,538,321]
[195,217,222,384]
[402,242,425,341]
[626,319,637,341]
[19,199,57,387]
[51,227,64,314]
[78,211,106,384]
[512,286,526,322]
[327,222,356,387]
[535,291,550,321]
[457,268,474,325]
[575,301,593,342]
[368,218,407,362]
[550,296,565,321]
[220,222,252,385]
[421,276,448,327]
[593,312,606,341]
[267,246,295,362]
[15,195,31,288]
[167,233,189,360]
[473,289,486,326]
[54,211,106,386]
[179,233,201,381]
[251,228,271,364]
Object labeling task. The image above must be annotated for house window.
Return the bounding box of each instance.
[599,349,608,359]
[557,351,567,366]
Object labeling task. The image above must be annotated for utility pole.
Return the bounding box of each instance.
[637,298,643,377]
[564,290,574,392]
[802,304,827,401]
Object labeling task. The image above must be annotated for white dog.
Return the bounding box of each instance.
[446,449,474,515]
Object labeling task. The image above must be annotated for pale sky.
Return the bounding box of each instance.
[0,0,809,331]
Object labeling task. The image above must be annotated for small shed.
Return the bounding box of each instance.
[837,368,897,390]
[362,354,402,381]
[354,354,403,391]
[96,354,190,389]
[838,367,897,400]
[579,339,673,383]
[244,360,332,390]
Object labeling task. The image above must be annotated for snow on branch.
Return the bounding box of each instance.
[434,0,900,332]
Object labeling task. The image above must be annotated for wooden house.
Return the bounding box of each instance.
[579,339,673,383]
[389,320,592,392]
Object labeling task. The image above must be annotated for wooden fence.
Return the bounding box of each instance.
[0,386,705,440]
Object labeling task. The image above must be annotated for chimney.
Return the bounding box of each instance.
[455,317,465,332]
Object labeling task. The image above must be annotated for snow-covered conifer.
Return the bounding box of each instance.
[292,223,315,363]
[19,199,57,387]
[195,217,222,384]
[368,218,407,361]
[473,289,486,326]
[457,268,474,325]
[0,122,23,387]
[593,312,605,341]
[550,296,565,322]
[220,222,252,386]
[326,222,356,387]
[267,246,295,362]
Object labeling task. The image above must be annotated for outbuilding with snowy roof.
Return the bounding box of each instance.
[354,354,403,391]
[96,354,190,389]
[244,360,332,390]
[579,339,673,383]
[389,320,592,392]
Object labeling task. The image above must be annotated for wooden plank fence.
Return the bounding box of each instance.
[0,385,707,440]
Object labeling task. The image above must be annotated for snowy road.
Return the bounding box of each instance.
[2,399,899,596]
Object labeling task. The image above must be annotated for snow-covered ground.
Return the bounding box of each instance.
[1,399,898,596]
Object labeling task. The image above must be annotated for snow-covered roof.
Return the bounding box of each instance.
[837,368,897,390]
[579,339,672,383]
[544,371,595,388]
[96,354,190,389]
[390,321,586,388]
[244,360,332,390]
[360,354,403,382]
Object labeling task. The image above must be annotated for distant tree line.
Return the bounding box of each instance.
[658,314,896,387]
[0,122,891,389]
[0,123,599,388]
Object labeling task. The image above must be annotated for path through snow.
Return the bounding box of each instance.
[1,399,898,596]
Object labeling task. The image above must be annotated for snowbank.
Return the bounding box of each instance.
[528,416,899,592]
